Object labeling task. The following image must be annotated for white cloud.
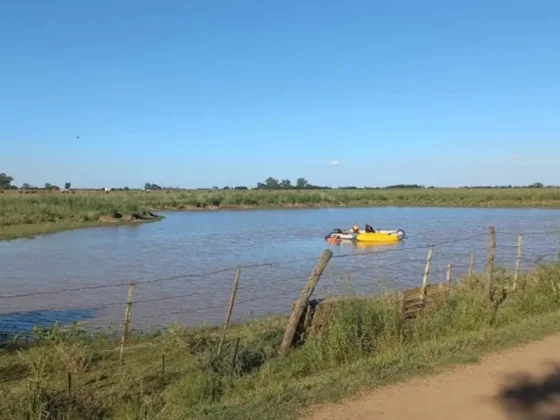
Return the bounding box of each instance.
[328,160,340,167]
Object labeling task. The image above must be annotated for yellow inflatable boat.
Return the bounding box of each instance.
[356,230,404,243]
[325,228,405,244]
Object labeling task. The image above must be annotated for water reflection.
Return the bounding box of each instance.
[336,240,402,251]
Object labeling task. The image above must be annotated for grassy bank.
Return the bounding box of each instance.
[2,187,560,240]
[2,262,560,419]
[0,217,163,241]
[0,190,164,240]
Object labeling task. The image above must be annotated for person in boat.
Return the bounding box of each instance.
[351,225,360,233]
[365,224,376,233]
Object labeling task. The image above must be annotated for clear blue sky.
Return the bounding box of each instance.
[2,0,559,189]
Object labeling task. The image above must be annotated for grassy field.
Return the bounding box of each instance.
[2,262,560,419]
[2,187,560,240]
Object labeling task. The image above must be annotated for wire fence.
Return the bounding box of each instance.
[0,226,559,344]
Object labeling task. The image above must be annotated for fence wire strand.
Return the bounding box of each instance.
[1,227,559,338]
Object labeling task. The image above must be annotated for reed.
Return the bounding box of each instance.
[3,187,560,226]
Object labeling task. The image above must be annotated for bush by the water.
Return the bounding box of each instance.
[2,262,560,419]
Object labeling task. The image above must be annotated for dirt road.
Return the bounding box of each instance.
[306,333,560,420]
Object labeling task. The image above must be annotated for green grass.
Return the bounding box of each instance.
[0,191,167,240]
[2,263,560,419]
[2,187,560,240]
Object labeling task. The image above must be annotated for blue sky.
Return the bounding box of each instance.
[1,1,559,189]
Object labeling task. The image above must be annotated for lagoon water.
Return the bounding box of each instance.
[0,207,558,333]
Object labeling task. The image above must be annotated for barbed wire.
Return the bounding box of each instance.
[0,262,273,300]
[2,227,557,301]
[496,229,560,237]
[1,227,558,338]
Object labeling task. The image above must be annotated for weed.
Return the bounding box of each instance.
[2,263,560,419]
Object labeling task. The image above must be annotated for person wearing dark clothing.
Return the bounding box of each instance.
[365,224,375,233]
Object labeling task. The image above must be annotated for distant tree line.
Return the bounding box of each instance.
[253,177,330,190]
[338,184,426,190]
[0,173,73,191]
[1,172,557,192]
[144,182,162,190]
[459,183,547,189]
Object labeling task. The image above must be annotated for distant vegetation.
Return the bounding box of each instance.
[254,177,329,190]
[2,170,560,240]
[1,171,556,192]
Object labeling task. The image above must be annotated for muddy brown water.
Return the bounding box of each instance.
[0,207,558,334]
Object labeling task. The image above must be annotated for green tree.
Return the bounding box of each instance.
[280,179,292,189]
[44,183,52,190]
[265,177,281,189]
[296,177,308,189]
[65,182,71,190]
[256,177,281,189]
[144,182,152,190]
[0,173,13,189]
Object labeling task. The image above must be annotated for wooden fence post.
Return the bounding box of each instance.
[217,267,241,357]
[468,252,476,279]
[484,227,496,303]
[119,281,135,366]
[67,372,72,396]
[513,233,523,291]
[279,249,332,356]
[231,337,241,372]
[446,263,452,291]
[420,245,434,304]
[161,353,166,386]
[557,228,560,261]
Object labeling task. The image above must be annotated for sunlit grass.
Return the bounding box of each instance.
[2,263,560,419]
[2,188,560,229]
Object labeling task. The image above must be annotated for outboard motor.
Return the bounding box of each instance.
[325,228,343,240]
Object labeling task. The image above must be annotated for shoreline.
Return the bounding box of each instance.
[155,200,560,211]
[0,215,164,242]
[2,201,560,241]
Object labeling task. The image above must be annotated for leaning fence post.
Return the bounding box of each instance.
[217,267,241,357]
[513,233,523,291]
[468,252,476,279]
[231,337,241,372]
[119,281,135,366]
[484,227,496,303]
[279,249,332,356]
[420,245,434,304]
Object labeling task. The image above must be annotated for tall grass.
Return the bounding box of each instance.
[2,263,560,419]
[0,192,147,226]
[2,187,560,227]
